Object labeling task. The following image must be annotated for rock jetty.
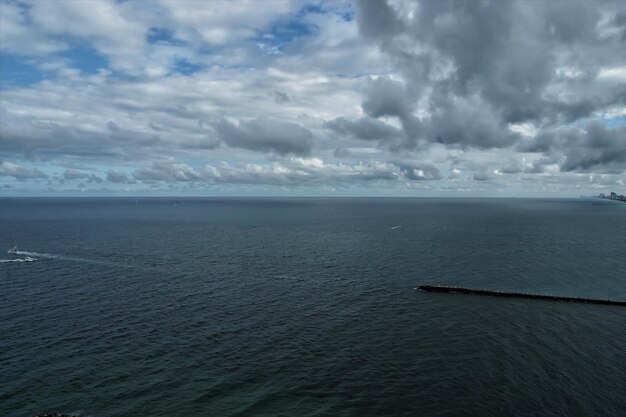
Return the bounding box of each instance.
[417,285,626,306]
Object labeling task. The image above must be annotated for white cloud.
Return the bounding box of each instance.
[0,2,67,55]
[1,0,625,196]
[597,66,626,82]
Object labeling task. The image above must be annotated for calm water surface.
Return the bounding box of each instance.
[1,198,625,416]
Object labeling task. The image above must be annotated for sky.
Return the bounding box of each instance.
[0,0,625,197]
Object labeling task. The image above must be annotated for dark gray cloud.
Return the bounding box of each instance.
[106,121,161,147]
[473,172,493,182]
[612,11,626,41]
[0,116,161,161]
[0,161,48,180]
[106,170,132,184]
[525,157,560,174]
[409,0,617,124]
[325,116,401,142]
[353,0,403,40]
[63,169,103,183]
[212,118,313,156]
[427,94,519,149]
[415,0,550,124]
[352,0,626,168]
[273,91,290,103]
[134,161,201,182]
[333,148,351,158]
[499,159,523,174]
[356,77,425,150]
[362,77,413,119]
[523,122,626,173]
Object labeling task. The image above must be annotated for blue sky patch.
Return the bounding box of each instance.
[172,59,203,75]
[0,53,47,87]
[56,42,108,75]
[256,9,320,53]
[1,39,107,87]
[605,116,626,128]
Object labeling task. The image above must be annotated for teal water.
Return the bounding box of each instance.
[1,198,625,416]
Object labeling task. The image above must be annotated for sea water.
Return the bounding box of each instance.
[1,198,625,416]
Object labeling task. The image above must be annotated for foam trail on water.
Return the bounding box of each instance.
[11,249,152,271]
[0,258,36,263]
[15,250,100,264]
[15,250,52,258]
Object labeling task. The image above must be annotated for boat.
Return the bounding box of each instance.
[23,256,36,262]
[7,246,18,254]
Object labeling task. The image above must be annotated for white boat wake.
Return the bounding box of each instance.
[4,248,93,265]
[14,250,51,258]
[5,247,157,271]
[0,258,36,263]
[14,250,104,265]
[3,247,38,263]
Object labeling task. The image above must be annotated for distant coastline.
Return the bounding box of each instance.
[597,192,626,203]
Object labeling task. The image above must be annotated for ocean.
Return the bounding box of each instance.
[1,198,625,417]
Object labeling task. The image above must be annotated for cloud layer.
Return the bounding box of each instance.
[0,0,624,195]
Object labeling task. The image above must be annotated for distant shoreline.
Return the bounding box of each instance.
[596,192,626,203]
[0,195,616,200]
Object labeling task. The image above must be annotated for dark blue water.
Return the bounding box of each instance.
[1,198,625,417]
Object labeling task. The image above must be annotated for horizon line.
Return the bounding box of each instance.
[0,195,609,200]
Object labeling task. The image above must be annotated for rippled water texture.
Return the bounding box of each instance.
[1,198,625,417]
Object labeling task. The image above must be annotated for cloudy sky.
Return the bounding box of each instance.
[1,0,625,196]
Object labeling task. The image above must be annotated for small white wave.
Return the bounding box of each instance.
[274,274,297,279]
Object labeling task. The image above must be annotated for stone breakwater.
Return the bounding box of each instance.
[417,285,626,306]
